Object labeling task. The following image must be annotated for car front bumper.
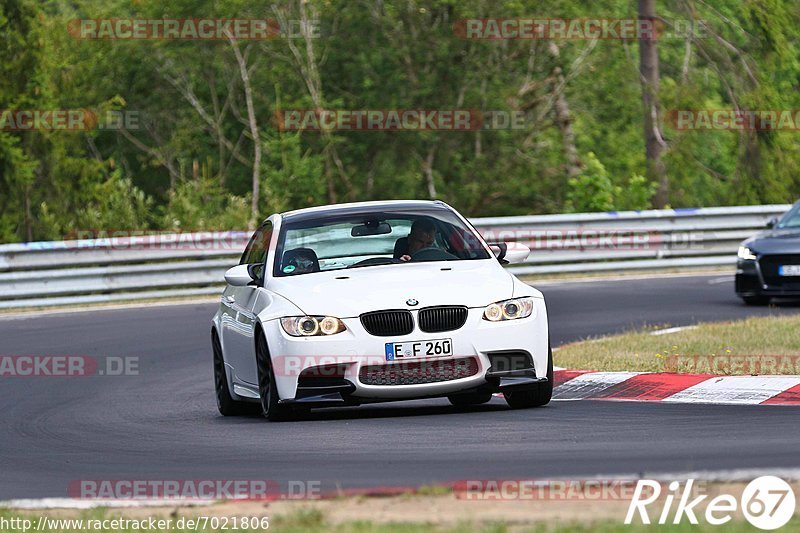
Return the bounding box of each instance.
[736,258,800,297]
[261,299,549,405]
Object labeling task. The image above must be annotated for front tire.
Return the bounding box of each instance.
[742,295,770,306]
[504,346,553,409]
[213,330,259,416]
[255,328,293,421]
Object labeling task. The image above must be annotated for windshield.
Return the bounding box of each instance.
[776,202,800,229]
[273,208,491,277]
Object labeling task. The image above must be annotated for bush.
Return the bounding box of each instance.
[37,170,152,239]
[565,152,617,213]
[565,154,656,213]
[617,173,656,211]
[160,176,251,231]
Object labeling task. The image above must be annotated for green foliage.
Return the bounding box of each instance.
[566,155,655,212]
[160,177,251,232]
[261,132,326,215]
[79,172,153,232]
[0,0,799,242]
[0,132,37,241]
[618,174,657,211]
[37,170,152,238]
[565,153,616,213]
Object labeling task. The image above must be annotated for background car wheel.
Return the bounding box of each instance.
[255,329,293,421]
[742,295,770,306]
[447,391,493,407]
[212,330,259,416]
[504,346,553,409]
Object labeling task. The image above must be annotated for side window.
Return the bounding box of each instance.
[240,221,273,266]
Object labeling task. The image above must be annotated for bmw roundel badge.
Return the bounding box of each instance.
[406,298,419,306]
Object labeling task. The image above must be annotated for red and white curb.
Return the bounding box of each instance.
[553,368,800,405]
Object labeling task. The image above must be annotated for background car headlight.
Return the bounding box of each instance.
[280,316,346,336]
[738,246,757,261]
[483,297,535,321]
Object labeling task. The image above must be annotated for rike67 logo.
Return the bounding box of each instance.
[626,476,796,530]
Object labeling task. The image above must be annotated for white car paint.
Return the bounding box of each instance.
[212,200,550,411]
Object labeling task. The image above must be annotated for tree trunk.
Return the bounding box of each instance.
[423,146,437,198]
[638,0,668,207]
[228,35,261,227]
[547,42,581,179]
[23,183,32,242]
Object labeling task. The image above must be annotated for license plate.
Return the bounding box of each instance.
[778,265,800,276]
[385,338,453,360]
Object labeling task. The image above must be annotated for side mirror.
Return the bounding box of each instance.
[224,264,257,287]
[504,242,531,264]
[488,242,530,265]
[766,217,778,229]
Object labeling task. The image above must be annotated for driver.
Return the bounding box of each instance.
[399,218,436,262]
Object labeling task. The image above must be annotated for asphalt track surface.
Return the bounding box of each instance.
[2,274,800,499]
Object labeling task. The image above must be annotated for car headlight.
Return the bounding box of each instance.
[737,246,757,261]
[483,297,535,322]
[280,316,346,336]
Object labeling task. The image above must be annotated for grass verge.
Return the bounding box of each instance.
[554,315,800,374]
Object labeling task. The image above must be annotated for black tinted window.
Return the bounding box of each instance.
[777,203,800,229]
[240,222,273,265]
[273,208,490,277]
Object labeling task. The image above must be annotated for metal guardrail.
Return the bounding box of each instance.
[0,204,790,309]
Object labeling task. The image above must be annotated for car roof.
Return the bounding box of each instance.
[278,200,451,223]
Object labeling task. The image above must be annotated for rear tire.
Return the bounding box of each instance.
[447,392,493,407]
[504,346,553,409]
[742,295,770,306]
[212,330,259,416]
[255,328,293,421]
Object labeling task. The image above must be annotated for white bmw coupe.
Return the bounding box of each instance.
[212,200,551,420]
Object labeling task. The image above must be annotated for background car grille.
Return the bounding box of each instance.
[418,306,468,333]
[359,357,479,386]
[759,254,800,286]
[360,310,414,336]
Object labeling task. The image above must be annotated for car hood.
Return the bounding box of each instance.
[743,229,800,254]
[267,259,514,317]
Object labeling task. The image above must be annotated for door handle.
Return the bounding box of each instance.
[223,295,235,304]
